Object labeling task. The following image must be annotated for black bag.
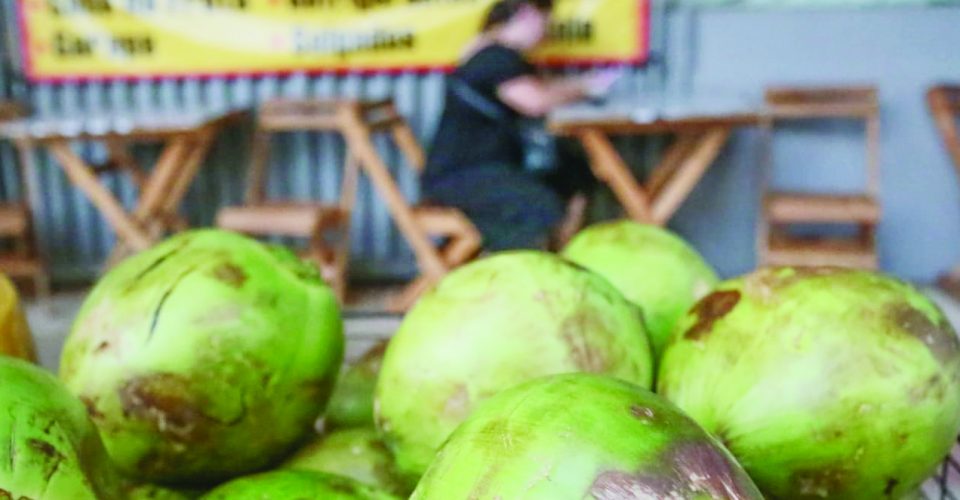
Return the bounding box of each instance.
[448,77,558,175]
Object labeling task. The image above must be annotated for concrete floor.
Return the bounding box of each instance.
[20,287,960,498]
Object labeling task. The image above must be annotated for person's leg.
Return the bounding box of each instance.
[541,137,597,202]
[422,165,565,251]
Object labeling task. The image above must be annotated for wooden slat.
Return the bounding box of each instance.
[765,193,880,224]
[366,116,404,132]
[765,85,879,119]
[766,103,878,120]
[0,204,30,236]
[550,113,759,136]
[259,114,341,132]
[0,256,44,277]
[766,234,878,269]
[0,102,25,121]
[412,206,474,236]
[929,85,960,175]
[217,203,345,237]
[765,86,877,106]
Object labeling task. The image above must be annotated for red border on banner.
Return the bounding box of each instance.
[17,0,649,83]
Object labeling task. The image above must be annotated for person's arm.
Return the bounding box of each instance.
[497,69,623,118]
[497,76,588,118]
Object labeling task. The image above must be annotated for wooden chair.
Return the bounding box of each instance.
[758,86,881,269]
[0,102,49,298]
[333,100,481,311]
[928,85,960,293]
[217,100,356,301]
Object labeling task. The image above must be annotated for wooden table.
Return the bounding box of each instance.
[0,109,245,264]
[549,96,761,225]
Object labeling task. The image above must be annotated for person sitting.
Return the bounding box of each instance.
[422,0,619,251]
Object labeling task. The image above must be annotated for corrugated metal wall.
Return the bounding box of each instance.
[0,1,670,283]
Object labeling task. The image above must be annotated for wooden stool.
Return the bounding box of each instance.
[0,102,49,298]
[216,100,357,301]
[758,86,881,269]
[218,99,480,310]
[336,100,480,311]
[928,85,960,295]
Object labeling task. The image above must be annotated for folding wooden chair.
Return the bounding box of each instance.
[0,102,49,298]
[758,86,881,269]
[216,100,355,301]
[928,85,960,293]
[335,100,481,311]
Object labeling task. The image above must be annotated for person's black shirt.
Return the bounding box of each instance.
[424,43,535,180]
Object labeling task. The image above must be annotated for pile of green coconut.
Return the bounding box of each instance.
[2,222,959,499]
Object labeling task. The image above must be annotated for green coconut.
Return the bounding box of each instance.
[283,427,407,496]
[0,356,125,499]
[375,251,653,480]
[199,470,399,500]
[563,220,718,357]
[658,267,960,499]
[412,373,762,499]
[325,342,387,430]
[59,230,344,485]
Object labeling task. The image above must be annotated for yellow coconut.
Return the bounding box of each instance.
[0,273,35,362]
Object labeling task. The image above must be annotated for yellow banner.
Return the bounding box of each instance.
[18,0,647,80]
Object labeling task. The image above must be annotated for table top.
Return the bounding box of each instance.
[549,92,765,134]
[0,108,247,143]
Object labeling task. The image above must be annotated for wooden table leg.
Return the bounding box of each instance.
[160,131,215,224]
[578,129,653,223]
[105,139,148,190]
[48,140,153,251]
[650,127,731,224]
[106,136,192,263]
[646,133,701,198]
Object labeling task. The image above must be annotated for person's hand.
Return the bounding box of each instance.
[582,68,624,99]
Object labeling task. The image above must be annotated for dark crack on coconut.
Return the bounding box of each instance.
[27,438,65,484]
[124,240,190,293]
[890,303,960,365]
[147,264,200,342]
[211,262,247,288]
[26,438,59,461]
[685,290,741,341]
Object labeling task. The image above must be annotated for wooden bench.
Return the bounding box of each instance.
[758,86,881,269]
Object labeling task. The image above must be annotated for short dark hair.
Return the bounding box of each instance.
[481,0,553,32]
